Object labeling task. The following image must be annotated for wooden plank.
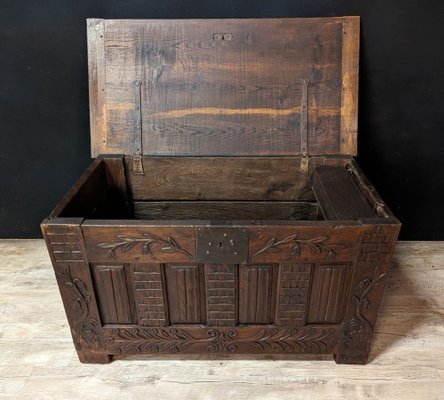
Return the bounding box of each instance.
[88,18,357,156]
[132,201,319,220]
[340,17,360,155]
[102,157,132,218]
[82,225,196,263]
[87,19,107,157]
[239,265,277,324]
[91,265,136,324]
[125,156,321,201]
[164,265,204,324]
[313,165,376,220]
[55,160,108,219]
[249,225,363,264]
[307,264,351,324]
[49,158,104,218]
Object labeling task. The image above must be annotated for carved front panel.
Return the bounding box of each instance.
[239,265,277,324]
[205,264,237,326]
[132,264,168,326]
[276,264,313,326]
[164,264,205,324]
[307,264,351,324]
[91,265,136,324]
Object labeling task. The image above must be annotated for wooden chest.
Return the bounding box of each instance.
[41,17,400,364]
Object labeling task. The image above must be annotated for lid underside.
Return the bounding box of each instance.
[87,17,359,157]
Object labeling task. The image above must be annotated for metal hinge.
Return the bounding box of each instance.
[300,79,309,173]
[132,80,144,175]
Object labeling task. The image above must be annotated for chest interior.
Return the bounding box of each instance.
[53,155,380,223]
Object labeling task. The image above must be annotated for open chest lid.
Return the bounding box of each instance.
[87,17,359,158]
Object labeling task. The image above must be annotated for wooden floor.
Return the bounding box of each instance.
[0,240,443,399]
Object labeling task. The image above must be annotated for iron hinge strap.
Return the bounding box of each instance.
[300,79,309,173]
[132,80,144,175]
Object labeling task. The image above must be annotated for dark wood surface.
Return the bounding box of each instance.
[132,201,318,220]
[42,154,400,364]
[313,165,376,220]
[88,18,359,157]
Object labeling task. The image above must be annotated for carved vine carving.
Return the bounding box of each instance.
[105,327,338,355]
[252,234,345,259]
[97,234,193,259]
[56,265,101,349]
[343,267,385,348]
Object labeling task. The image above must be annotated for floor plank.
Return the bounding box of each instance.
[0,240,443,399]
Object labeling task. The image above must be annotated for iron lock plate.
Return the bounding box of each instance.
[196,227,249,264]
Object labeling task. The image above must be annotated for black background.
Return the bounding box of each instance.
[1,0,443,239]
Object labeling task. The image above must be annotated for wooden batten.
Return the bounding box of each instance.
[340,17,360,155]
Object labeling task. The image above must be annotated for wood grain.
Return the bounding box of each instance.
[87,19,107,157]
[164,264,205,324]
[307,264,351,324]
[88,18,359,157]
[132,264,168,326]
[124,156,347,202]
[132,201,319,220]
[238,265,277,324]
[340,17,359,155]
[91,264,136,324]
[313,165,376,220]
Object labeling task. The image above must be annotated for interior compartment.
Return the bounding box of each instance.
[52,156,381,222]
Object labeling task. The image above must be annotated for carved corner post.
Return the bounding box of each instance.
[334,221,400,364]
[41,218,111,363]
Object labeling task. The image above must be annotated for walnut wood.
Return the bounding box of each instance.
[88,18,359,157]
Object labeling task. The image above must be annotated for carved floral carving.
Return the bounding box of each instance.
[105,327,338,355]
[56,265,101,349]
[343,267,385,348]
[97,234,193,259]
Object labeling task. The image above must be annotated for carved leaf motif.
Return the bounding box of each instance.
[105,327,338,355]
[97,233,193,259]
[253,234,343,259]
[344,267,386,348]
[56,265,101,349]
